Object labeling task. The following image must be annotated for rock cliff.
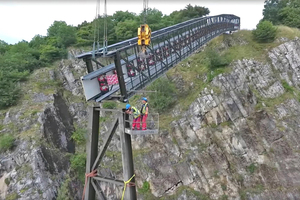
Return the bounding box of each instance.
[1,31,300,200]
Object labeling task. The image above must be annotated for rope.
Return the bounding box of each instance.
[121,174,136,200]
[81,169,97,200]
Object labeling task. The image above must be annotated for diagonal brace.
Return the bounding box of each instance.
[91,58,105,67]
[92,118,119,170]
[93,175,124,186]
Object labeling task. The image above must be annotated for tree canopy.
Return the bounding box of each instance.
[262,0,300,28]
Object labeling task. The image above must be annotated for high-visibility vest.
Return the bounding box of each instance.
[141,103,148,115]
[132,107,140,119]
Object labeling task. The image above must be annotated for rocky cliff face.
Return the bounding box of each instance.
[1,34,300,200]
[128,38,300,200]
[0,50,89,200]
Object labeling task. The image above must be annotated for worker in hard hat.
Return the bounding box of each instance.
[140,97,149,130]
[125,104,141,130]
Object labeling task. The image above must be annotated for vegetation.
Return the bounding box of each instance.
[206,48,230,69]
[138,181,151,194]
[247,163,257,174]
[148,77,177,113]
[0,134,15,152]
[102,101,117,109]
[252,21,277,43]
[263,0,300,28]
[70,153,86,183]
[6,192,20,200]
[71,126,87,146]
[56,175,72,200]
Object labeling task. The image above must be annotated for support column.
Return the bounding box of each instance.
[119,109,136,200]
[84,58,94,73]
[85,107,100,200]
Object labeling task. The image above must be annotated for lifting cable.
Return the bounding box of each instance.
[143,0,148,24]
[103,0,108,56]
[92,0,101,59]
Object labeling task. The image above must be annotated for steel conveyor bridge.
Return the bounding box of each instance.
[78,14,240,103]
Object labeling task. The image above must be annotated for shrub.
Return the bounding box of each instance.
[206,48,229,69]
[70,153,86,183]
[138,181,150,194]
[148,77,177,113]
[247,163,257,174]
[252,20,277,43]
[0,134,15,152]
[71,127,86,145]
[281,80,294,93]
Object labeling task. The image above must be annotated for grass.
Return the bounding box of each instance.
[6,192,20,200]
[247,163,257,174]
[138,181,151,194]
[19,125,39,140]
[239,184,265,200]
[276,25,300,40]
[0,134,15,152]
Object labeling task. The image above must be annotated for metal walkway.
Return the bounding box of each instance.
[79,14,240,102]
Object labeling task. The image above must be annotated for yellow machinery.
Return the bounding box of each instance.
[138,24,151,53]
[138,0,151,55]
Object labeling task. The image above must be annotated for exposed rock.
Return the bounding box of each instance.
[2,36,300,200]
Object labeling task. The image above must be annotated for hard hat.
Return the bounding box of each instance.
[125,104,131,110]
[141,97,147,101]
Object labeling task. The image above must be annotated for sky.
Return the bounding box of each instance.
[0,0,265,45]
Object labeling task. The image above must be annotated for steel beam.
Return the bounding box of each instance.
[119,109,136,200]
[85,107,100,200]
[84,58,94,73]
[114,51,128,101]
[93,176,124,186]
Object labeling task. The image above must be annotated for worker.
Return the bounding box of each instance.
[140,97,149,130]
[125,104,141,130]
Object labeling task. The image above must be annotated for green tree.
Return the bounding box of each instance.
[0,78,22,108]
[115,20,139,40]
[0,40,9,55]
[252,20,277,43]
[39,44,67,63]
[262,0,287,25]
[29,35,47,49]
[47,21,77,47]
[262,0,300,28]
[279,6,300,28]
[112,11,137,23]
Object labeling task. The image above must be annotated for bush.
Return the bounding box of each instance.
[206,48,229,69]
[281,80,294,93]
[148,77,177,113]
[70,153,86,183]
[252,20,277,43]
[0,134,15,152]
[71,127,86,145]
[138,181,150,194]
